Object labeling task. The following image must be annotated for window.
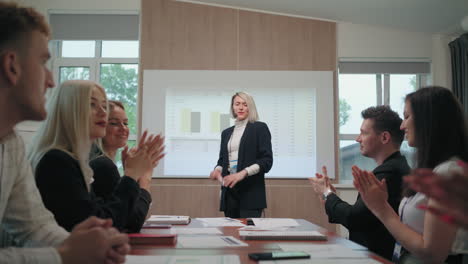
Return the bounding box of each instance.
[338,61,430,182]
[51,40,139,170]
[59,66,90,83]
[61,41,95,58]
[101,41,139,58]
[100,63,138,135]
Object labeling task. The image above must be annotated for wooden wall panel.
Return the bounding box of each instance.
[141,0,338,233]
[149,179,336,232]
[140,0,237,70]
[238,11,336,70]
[149,179,224,217]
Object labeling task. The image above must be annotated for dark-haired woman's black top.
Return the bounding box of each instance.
[90,155,152,233]
[35,149,140,232]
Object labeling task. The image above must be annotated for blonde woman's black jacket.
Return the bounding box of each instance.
[90,155,152,233]
[35,149,140,232]
[217,121,273,210]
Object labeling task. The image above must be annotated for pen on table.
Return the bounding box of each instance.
[221,236,239,245]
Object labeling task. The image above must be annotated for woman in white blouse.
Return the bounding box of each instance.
[353,86,468,264]
[209,92,273,218]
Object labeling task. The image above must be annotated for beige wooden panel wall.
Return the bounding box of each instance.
[141,0,337,232]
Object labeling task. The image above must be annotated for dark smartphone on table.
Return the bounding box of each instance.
[248,251,310,261]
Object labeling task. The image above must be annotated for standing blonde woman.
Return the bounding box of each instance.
[209,92,273,218]
[29,80,162,231]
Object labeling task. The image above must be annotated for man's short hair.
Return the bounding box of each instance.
[361,105,404,146]
[0,2,50,52]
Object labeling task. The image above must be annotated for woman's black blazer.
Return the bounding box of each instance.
[217,121,273,210]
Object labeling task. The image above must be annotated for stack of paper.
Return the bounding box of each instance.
[256,243,380,264]
[251,218,299,228]
[259,259,380,264]
[178,236,248,248]
[239,230,327,241]
[240,218,300,231]
[278,243,368,258]
[145,215,190,225]
[196,217,245,227]
[171,228,222,235]
[126,255,240,264]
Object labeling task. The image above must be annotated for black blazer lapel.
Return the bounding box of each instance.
[222,126,234,174]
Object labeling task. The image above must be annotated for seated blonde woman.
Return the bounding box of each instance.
[28,80,162,231]
[91,100,164,232]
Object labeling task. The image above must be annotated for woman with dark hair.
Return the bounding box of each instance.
[353,86,468,264]
[91,100,164,232]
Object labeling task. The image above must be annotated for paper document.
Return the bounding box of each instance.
[125,255,240,264]
[146,215,190,225]
[259,259,380,264]
[196,217,245,227]
[172,228,222,235]
[239,231,327,241]
[178,236,248,248]
[239,225,292,231]
[278,243,369,259]
[251,218,299,229]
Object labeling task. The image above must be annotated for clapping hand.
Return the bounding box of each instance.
[123,130,165,181]
[308,166,335,201]
[352,165,389,218]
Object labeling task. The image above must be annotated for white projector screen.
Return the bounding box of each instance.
[142,70,334,178]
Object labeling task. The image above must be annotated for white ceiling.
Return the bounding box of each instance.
[181,0,468,34]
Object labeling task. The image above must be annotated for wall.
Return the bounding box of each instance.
[338,22,452,88]
[431,34,455,88]
[139,0,337,232]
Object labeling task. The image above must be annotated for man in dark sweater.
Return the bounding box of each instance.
[310,105,410,260]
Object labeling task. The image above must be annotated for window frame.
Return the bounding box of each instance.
[50,40,139,141]
[337,61,430,183]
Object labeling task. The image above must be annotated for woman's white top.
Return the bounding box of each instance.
[215,119,260,176]
[399,192,428,235]
[399,159,468,254]
[434,159,468,254]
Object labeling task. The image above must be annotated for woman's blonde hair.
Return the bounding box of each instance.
[230,92,259,122]
[28,80,107,189]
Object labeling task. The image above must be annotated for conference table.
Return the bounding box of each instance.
[129,218,392,263]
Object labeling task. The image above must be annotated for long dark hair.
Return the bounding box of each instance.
[403,86,468,196]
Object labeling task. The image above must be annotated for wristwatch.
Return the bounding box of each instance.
[322,189,333,201]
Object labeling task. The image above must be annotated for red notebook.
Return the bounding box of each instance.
[128,233,177,245]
